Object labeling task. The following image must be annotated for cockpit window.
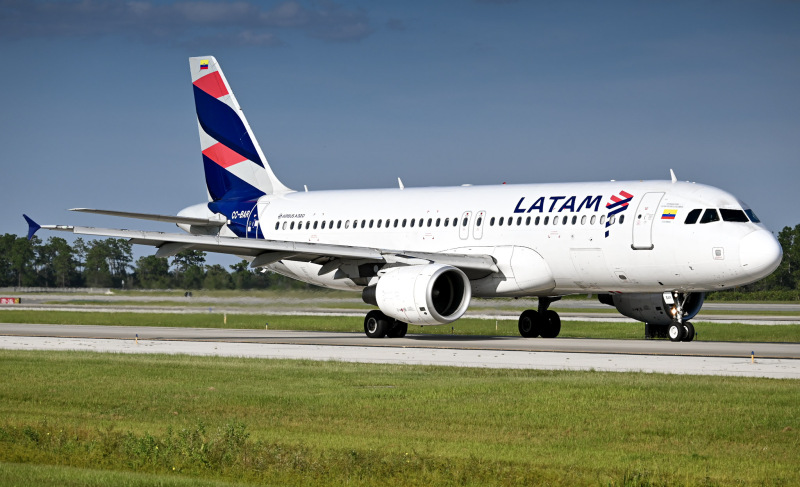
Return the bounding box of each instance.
[720,209,749,223]
[699,209,720,224]
[684,209,702,224]
[745,209,761,223]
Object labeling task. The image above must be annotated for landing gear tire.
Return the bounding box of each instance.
[540,310,562,338]
[682,322,695,342]
[387,321,408,338]
[364,310,391,338]
[668,322,685,342]
[518,310,540,338]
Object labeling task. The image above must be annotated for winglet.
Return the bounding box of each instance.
[23,214,41,241]
[670,169,677,183]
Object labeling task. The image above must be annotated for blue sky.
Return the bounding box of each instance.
[1,1,798,262]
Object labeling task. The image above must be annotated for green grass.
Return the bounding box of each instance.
[1,309,799,342]
[0,350,797,486]
[0,462,249,487]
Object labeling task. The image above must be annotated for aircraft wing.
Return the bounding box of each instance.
[35,223,499,273]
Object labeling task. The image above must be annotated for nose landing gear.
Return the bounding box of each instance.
[666,292,696,342]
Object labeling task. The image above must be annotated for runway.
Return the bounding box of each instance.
[2,323,799,379]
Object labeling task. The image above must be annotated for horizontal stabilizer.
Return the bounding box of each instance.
[70,208,226,227]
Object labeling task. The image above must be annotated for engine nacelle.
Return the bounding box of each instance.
[599,292,705,325]
[362,264,471,325]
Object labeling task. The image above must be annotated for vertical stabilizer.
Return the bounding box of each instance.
[190,56,291,201]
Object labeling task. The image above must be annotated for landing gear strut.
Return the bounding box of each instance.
[364,310,407,338]
[518,297,562,338]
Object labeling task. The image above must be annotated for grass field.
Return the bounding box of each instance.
[0,350,798,486]
[2,309,799,342]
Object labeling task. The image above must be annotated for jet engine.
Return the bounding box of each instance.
[362,264,471,325]
[598,292,705,325]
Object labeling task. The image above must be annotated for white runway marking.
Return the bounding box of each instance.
[2,336,798,379]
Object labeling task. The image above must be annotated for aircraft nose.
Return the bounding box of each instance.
[739,229,782,280]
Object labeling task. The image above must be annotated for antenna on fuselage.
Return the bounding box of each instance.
[670,169,677,183]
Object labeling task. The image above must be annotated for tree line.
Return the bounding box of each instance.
[1,224,798,293]
[0,234,308,290]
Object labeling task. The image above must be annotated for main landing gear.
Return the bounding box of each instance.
[518,297,562,338]
[364,310,408,338]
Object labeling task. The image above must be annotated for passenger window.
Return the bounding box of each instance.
[581,215,586,225]
[499,217,504,225]
[600,215,606,225]
[508,217,513,226]
[554,216,559,226]
[427,218,432,227]
[313,221,318,230]
[684,209,701,224]
[353,220,358,228]
[435,218,440,227]
[700,209,720,224]
[590,215,595,225]
[619,215,624,224]
[610,216,616,224]
[544,216,549,225]
[562,216,568,225]
[376,220,382,228]
[535,216,540,225]
[571,216,577,225]
[476,217,482,226]
[344,220,350,229]
[517,217,522,225]
[410,219,415,228]
[526,216,531,225]
[290,222,295,230]
[462,217,468,226]
[402,219,407,227]
[362,220,367,228]
[489,217,495,226]
[369,220,374,228]
[394,219,399,227]
[275,222,280,230]
[720,209,749,223]
[745,209,761,223]
[444,218,449,227]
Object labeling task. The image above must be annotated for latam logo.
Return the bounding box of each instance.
[605,191,633,238]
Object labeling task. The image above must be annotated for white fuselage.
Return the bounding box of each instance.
[206,180,781,297]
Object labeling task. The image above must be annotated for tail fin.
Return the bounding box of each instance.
[190,56,291,202]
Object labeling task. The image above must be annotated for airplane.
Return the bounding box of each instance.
[24,56,783,342]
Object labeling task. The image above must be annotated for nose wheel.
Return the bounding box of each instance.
[667,321,695,342]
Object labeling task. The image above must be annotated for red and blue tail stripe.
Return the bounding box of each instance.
[190,56,290,203]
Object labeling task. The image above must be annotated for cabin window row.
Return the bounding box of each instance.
[488,214,621,227]
[275,217,463,231]
[274,213,621,231]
